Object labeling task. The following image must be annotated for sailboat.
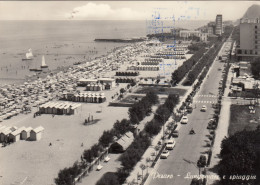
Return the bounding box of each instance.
[22,48,33,61]
[40,55,48,68]
[29,55,43,72]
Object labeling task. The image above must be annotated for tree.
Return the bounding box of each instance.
[99,130,114,147]
[91,144,102,158]
[218,129,259,185]
[197,155,207,175]
[120,88,126,94]
[113,119,131,136]
[83,149,93,163]
[96,172,120,185]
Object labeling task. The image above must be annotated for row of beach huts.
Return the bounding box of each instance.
[62,92,106,103]
[39,102,81,115]
[0,124,44,143]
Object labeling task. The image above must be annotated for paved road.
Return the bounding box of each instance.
[146,42,228,185]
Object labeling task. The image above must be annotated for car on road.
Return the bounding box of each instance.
[180,116,188,124]
[172,130,179,138]
[160,150,170,159]
[166,138,176,150]
[201,105,207,112]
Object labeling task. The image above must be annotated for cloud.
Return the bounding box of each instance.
[67,2,147,20]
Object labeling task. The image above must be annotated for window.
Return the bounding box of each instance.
[237,49,242,54]
[245,50,247,54]
[256,36,258,39]
[255,51,258,55]
[256,25,258,29]
[250,50,253,54]
[256,30,258,34]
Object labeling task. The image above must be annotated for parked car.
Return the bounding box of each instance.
[201,105,207,112]
[172,130,179,138]
[161,150,170,159]
[181,116,188,124]
[166,138,176,150]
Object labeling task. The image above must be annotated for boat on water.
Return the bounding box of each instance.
[30,55,48,72]
[29,68,42,72]
[41,55,48,68]
[22,49,33,61]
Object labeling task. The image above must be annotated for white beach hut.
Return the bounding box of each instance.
[21,127,33,140]
[9,126,26,142]
[30,126,44,141]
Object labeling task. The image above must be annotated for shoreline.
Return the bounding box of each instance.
[0,44,130,87]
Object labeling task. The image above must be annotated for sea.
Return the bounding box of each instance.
[0,20,209,85]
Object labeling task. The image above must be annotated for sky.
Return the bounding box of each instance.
[0,1,259,21]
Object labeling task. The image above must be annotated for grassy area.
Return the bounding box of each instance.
[134,86,187,96]
[229,104,260,136]
[119,95,145,104]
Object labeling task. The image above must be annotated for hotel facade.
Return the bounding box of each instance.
[215,14,223,35]
[237,18,260,61]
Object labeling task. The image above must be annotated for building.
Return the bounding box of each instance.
[21,127,33,140]
[200,33,208,42]
[109,132,134,153]
[215,14,223,35]
[9,126,26,142]
[30,126,44,141]
[236,18,260,61]
[98,78,116,89]
[39,102,82,115]
[179,30,201,38]
[0,127,12,142]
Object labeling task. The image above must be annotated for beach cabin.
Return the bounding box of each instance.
[30,126,44,141]
[9,126,26,142]
[109,132,134,153]
[0,127,12,143]
[98,78,115,89]
[21,127,33,140]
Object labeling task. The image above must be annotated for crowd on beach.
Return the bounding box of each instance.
[0,41,162,122]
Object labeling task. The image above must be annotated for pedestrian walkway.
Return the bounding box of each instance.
[77,105,158,185]
[207,66,233,185]
[193,100,217,104]
[197,95,217,98]
[125,86,194,185]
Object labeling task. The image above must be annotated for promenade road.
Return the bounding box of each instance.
[147,42,228,185]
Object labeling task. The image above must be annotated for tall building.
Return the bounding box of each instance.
[215,15,223,35]
[237,18,260,61]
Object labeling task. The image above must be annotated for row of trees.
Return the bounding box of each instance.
[128,91,159,124]
[115,71,139,76]
[188,42,207,54]
[218,127,260,185]
[145,94,180,137]
[97,93,180,185]
[183,42,223,86]
[116,78,136,83]
[171,46,207,85]
[54,92,158,185]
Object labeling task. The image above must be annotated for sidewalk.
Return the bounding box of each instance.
[207,66,233,185]
[125,87,194,185]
